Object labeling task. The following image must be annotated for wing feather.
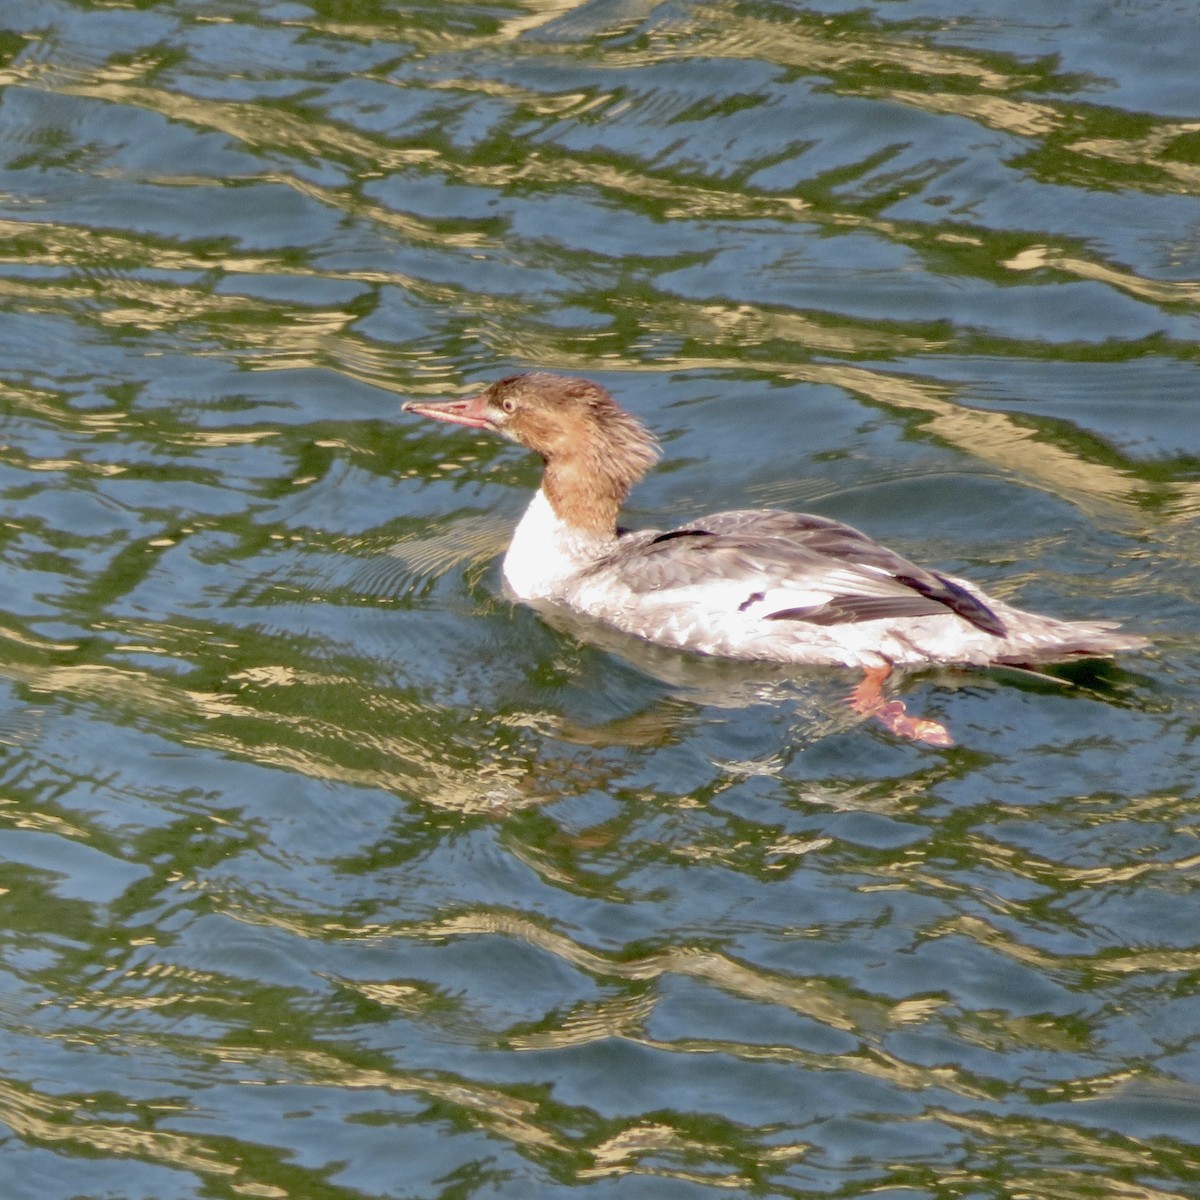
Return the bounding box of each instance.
[590,510,1005,635]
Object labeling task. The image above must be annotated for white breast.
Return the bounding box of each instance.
[502,489,615,601]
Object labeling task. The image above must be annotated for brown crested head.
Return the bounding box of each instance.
[404,373,660,536]
[486,374,657,465]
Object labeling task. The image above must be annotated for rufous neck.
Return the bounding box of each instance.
[541,451,636,539]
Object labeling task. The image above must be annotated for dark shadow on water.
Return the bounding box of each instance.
[974,656,1159,710]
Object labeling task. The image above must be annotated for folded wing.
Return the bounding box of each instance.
[590,510,1006,636]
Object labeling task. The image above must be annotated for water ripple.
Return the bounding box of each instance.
[1,0,1198,1196]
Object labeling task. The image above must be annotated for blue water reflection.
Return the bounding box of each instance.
[0,1,1198,1197]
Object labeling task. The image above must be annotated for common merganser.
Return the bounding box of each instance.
[403,373,1146,745]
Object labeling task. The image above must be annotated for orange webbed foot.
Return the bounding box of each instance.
[848,664,954,747]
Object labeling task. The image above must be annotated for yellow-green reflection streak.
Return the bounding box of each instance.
[0,655,537,814]
[0,1078,236,1179]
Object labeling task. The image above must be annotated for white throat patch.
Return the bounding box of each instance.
[502,489,612,601]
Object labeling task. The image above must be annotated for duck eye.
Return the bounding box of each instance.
[501,397,517,414]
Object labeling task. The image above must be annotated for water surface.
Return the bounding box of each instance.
[1,1,1199,1197]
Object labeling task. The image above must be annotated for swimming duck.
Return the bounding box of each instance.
[403,373,1145,744]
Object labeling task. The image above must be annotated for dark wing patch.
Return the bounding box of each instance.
[648,529,716,546]
[765,595,957,626]
[738,590,766,613]
[892,572,1005,637]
